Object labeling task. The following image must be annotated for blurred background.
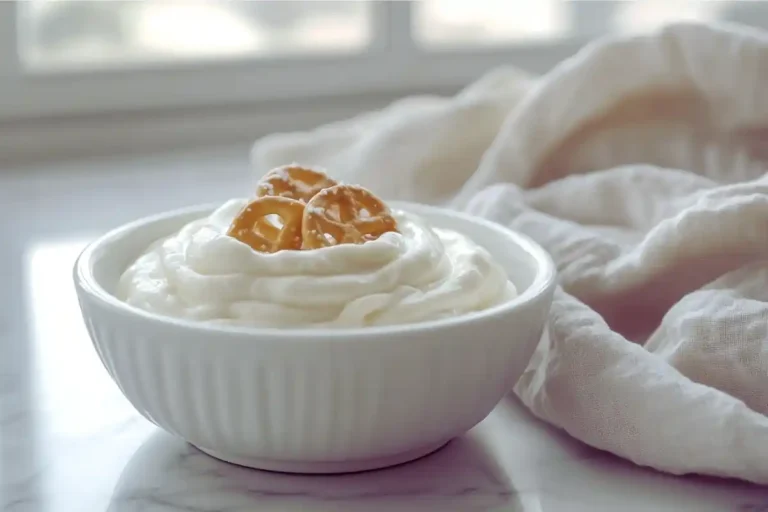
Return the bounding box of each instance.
[17,0,768,66]
[2,0,768,162]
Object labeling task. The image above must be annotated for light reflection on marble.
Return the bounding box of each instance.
[1,146,768,511]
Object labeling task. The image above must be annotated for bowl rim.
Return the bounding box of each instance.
[74,200,556,340]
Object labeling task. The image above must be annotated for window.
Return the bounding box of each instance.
[20,1,373,69]
[2,1,768,121]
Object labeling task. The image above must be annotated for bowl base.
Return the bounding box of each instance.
[194,439,450,474]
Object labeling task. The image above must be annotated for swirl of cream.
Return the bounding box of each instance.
[118,199,516,328]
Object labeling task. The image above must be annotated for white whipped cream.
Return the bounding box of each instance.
[118,199,516,328]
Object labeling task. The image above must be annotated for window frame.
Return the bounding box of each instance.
[0,1,592,121]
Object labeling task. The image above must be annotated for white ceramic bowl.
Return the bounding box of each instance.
[74,201,556,474]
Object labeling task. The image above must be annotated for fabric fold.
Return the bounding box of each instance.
[252,23,768,483]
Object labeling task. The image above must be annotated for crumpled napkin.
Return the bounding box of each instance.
[251,23,768,484]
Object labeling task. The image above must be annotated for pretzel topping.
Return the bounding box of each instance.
[256,165,338,203]
[227,196,305,253]
[302,185,398,249]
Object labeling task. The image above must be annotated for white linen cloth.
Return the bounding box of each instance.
[250,23,768,484]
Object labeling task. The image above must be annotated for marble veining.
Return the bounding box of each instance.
[1,146,767,511]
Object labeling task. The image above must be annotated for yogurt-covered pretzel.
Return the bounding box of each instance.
[256,165,337,203]
[302,185,398,249]
[227,196,304,253]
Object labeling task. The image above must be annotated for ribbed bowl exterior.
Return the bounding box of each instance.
[73,201,556,468]
[78,291,550,463]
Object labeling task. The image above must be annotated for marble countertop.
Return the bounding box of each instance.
[1,147,767,512]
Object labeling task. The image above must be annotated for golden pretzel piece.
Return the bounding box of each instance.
[227,196,305,253]
[302,185,398,249]
[256,165,338,203]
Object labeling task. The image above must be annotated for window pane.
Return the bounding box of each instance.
[20,0,372,70]
[415,0,768,49]
[415,0,570,47]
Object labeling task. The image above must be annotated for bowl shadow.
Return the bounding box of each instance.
[108,429,525,512]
